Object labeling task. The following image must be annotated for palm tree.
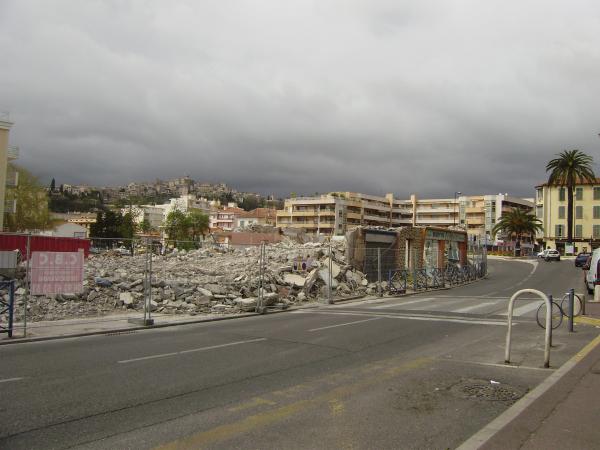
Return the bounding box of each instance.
[492,209,543,256]
[546,150,596,244]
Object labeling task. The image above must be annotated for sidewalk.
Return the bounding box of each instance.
[0,311,260,344]
[459,300,600,449]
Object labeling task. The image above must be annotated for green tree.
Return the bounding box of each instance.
[240,195,259,211]
[50,177,56,192]
[546,150,595,244]
[5,165,55,232]
[187,209,209,241]
[118,211,137,250]
[164,209,209,249]
[139,218,152,233]
[492,209,543,256]
[164,209,190,245]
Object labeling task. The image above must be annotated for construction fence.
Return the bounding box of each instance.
[0,234,487,338]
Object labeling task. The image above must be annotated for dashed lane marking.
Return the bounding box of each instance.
[0,377,24,384]
[117,338,267,364]
[308,317,382,332]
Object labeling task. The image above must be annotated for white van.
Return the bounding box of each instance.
[584,248,600,293]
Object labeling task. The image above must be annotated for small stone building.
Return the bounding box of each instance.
[346,226,468,280]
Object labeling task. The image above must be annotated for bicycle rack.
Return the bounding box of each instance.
[505,288,552,368]
[0,280,15,338]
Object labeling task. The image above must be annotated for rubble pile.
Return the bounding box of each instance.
[2,239,376,322]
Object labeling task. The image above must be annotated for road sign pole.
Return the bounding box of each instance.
[24,234,31,338]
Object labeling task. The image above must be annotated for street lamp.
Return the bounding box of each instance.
[453,192,461,227]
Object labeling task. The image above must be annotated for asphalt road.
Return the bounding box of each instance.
[1,258,597,450]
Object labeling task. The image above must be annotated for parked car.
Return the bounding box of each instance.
[585,249,600,294]
[544,249,560,261]
[537,249,550,258]
[575,252,591,267]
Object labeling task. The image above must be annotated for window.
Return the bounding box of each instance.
[594,225,600,239]
[536,206,543,218]
[555,225,564,237]
[575,225,583,238]
[594,206,600,219]
[576,206,583,219]
[536,188,543,202]
[559,188,566,201]
[575,187,583,201]
[594,187,600,200]
[558,206,565,219]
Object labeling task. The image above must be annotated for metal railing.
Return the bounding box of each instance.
[388,262,487,295]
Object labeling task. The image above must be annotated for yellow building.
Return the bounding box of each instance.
[535,179,600,254]
[0,114,19,230]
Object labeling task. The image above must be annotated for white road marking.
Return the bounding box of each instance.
[372,297,435,309]
[308,317,381,332]
[117,338,267,364]
[453,302,498,313]
[296,310,508,326]
[501,301,540,317]
[0,377,24,384]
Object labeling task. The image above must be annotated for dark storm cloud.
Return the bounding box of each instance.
[1,0,600,198]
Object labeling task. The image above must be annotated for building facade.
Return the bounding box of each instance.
[535,179,600,254]
[458,194,535,246]
[0,114,18,230]
[276,192,533,238]
[236,208,277,228]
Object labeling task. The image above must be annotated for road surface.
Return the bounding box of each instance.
[1,258,597,449]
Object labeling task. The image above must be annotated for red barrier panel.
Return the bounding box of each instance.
[0,234,90,260]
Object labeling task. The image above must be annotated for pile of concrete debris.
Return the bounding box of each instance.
[2,239,378,322]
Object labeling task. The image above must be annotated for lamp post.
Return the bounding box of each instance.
[453,192,461,227]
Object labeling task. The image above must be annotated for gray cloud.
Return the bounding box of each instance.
[1,0,600,199]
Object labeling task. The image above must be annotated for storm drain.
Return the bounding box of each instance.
[451,379,526,403]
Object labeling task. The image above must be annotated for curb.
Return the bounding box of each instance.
[456,333,600,450]
[0,304,323,346]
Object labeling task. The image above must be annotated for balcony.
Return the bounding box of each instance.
[7,146,19,160]
[5,169,18,187]
[363,214,389,222]
[5,199,16,214]
[290,211,319,216]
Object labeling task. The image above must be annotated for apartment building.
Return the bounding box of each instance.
[276,192,533,238]
[535,179,600,254]
[458,194,534,245]
[210,205,245,231]
[276,193,413,235]
[0,114,18,230]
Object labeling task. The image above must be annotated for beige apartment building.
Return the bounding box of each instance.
[535,179,600,254]
[0,114,19,230]
[275,193,414,235]
[276,192,533,240]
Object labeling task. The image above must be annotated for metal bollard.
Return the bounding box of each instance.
[505,289,551,368]
[568,288,574,333]
[377,248,382,297]
[548,294,553,347]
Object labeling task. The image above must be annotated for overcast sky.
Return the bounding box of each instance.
[1,1,600,199]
